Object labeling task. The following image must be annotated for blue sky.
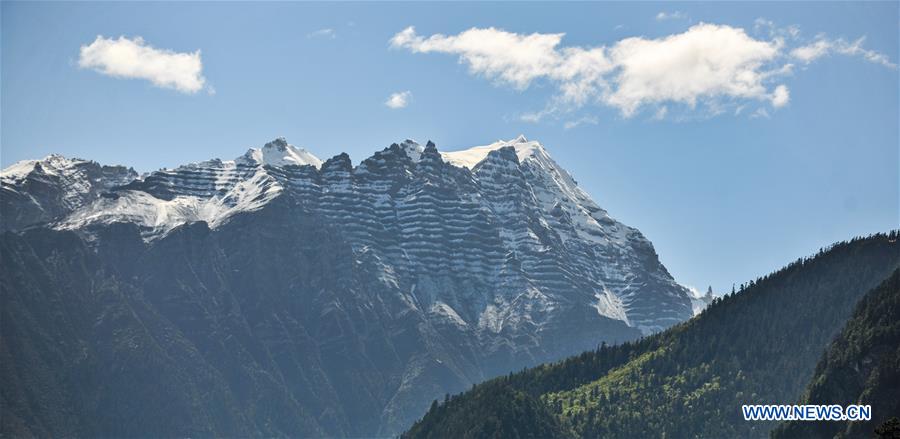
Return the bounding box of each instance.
[2,1,898,295]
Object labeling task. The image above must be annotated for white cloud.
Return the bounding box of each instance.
[771,84,790,108]
[606,24,781,116]
[656,11,687,21]
[385,90,412,109]
[307,28,337,39]
[392,24,786,118]
[78,35,208,94]
[391,23,895,121]
[791,36,896,68]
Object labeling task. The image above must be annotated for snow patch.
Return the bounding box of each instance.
[430,302,468,327]
[593,289,630,324]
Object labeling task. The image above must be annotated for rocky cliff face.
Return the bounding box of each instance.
[0,136,693,436]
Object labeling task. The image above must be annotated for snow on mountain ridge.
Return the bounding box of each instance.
[1,154,92,182]
[52,137,325,238]
[438,135,631,250]
[59,167,283,237]
[1,154,139,231]
[442,135,631,248]
[440,134,540,169]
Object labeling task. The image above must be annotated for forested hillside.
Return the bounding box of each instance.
[403,232,900,438]
[773,269,900,439]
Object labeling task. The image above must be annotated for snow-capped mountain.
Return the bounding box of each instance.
[0,154,137,232]
[41,135,691,333]
[0,136,693,436]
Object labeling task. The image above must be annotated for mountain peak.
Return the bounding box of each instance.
[440,136,545,169]
[265,136,290,150]
[1,154,89,182]
[1,159,41,181]
[238,137,323,168]
[399,139,424,162]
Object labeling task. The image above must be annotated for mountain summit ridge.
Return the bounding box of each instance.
[2,135,693,334]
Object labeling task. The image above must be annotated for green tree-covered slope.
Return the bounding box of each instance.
[403,232,900,438]
[773,268,900,439]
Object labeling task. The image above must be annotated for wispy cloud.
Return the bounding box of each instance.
[753,18,800,40]
[78,35,209,94]
[653,106,669,120]
[751,108,771,119]
[656,11,687,21]
[791,36,896,68]
[563,115,599,130]
[385,90,412,109]
[390,23,894,121]
[307,28,337,40]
